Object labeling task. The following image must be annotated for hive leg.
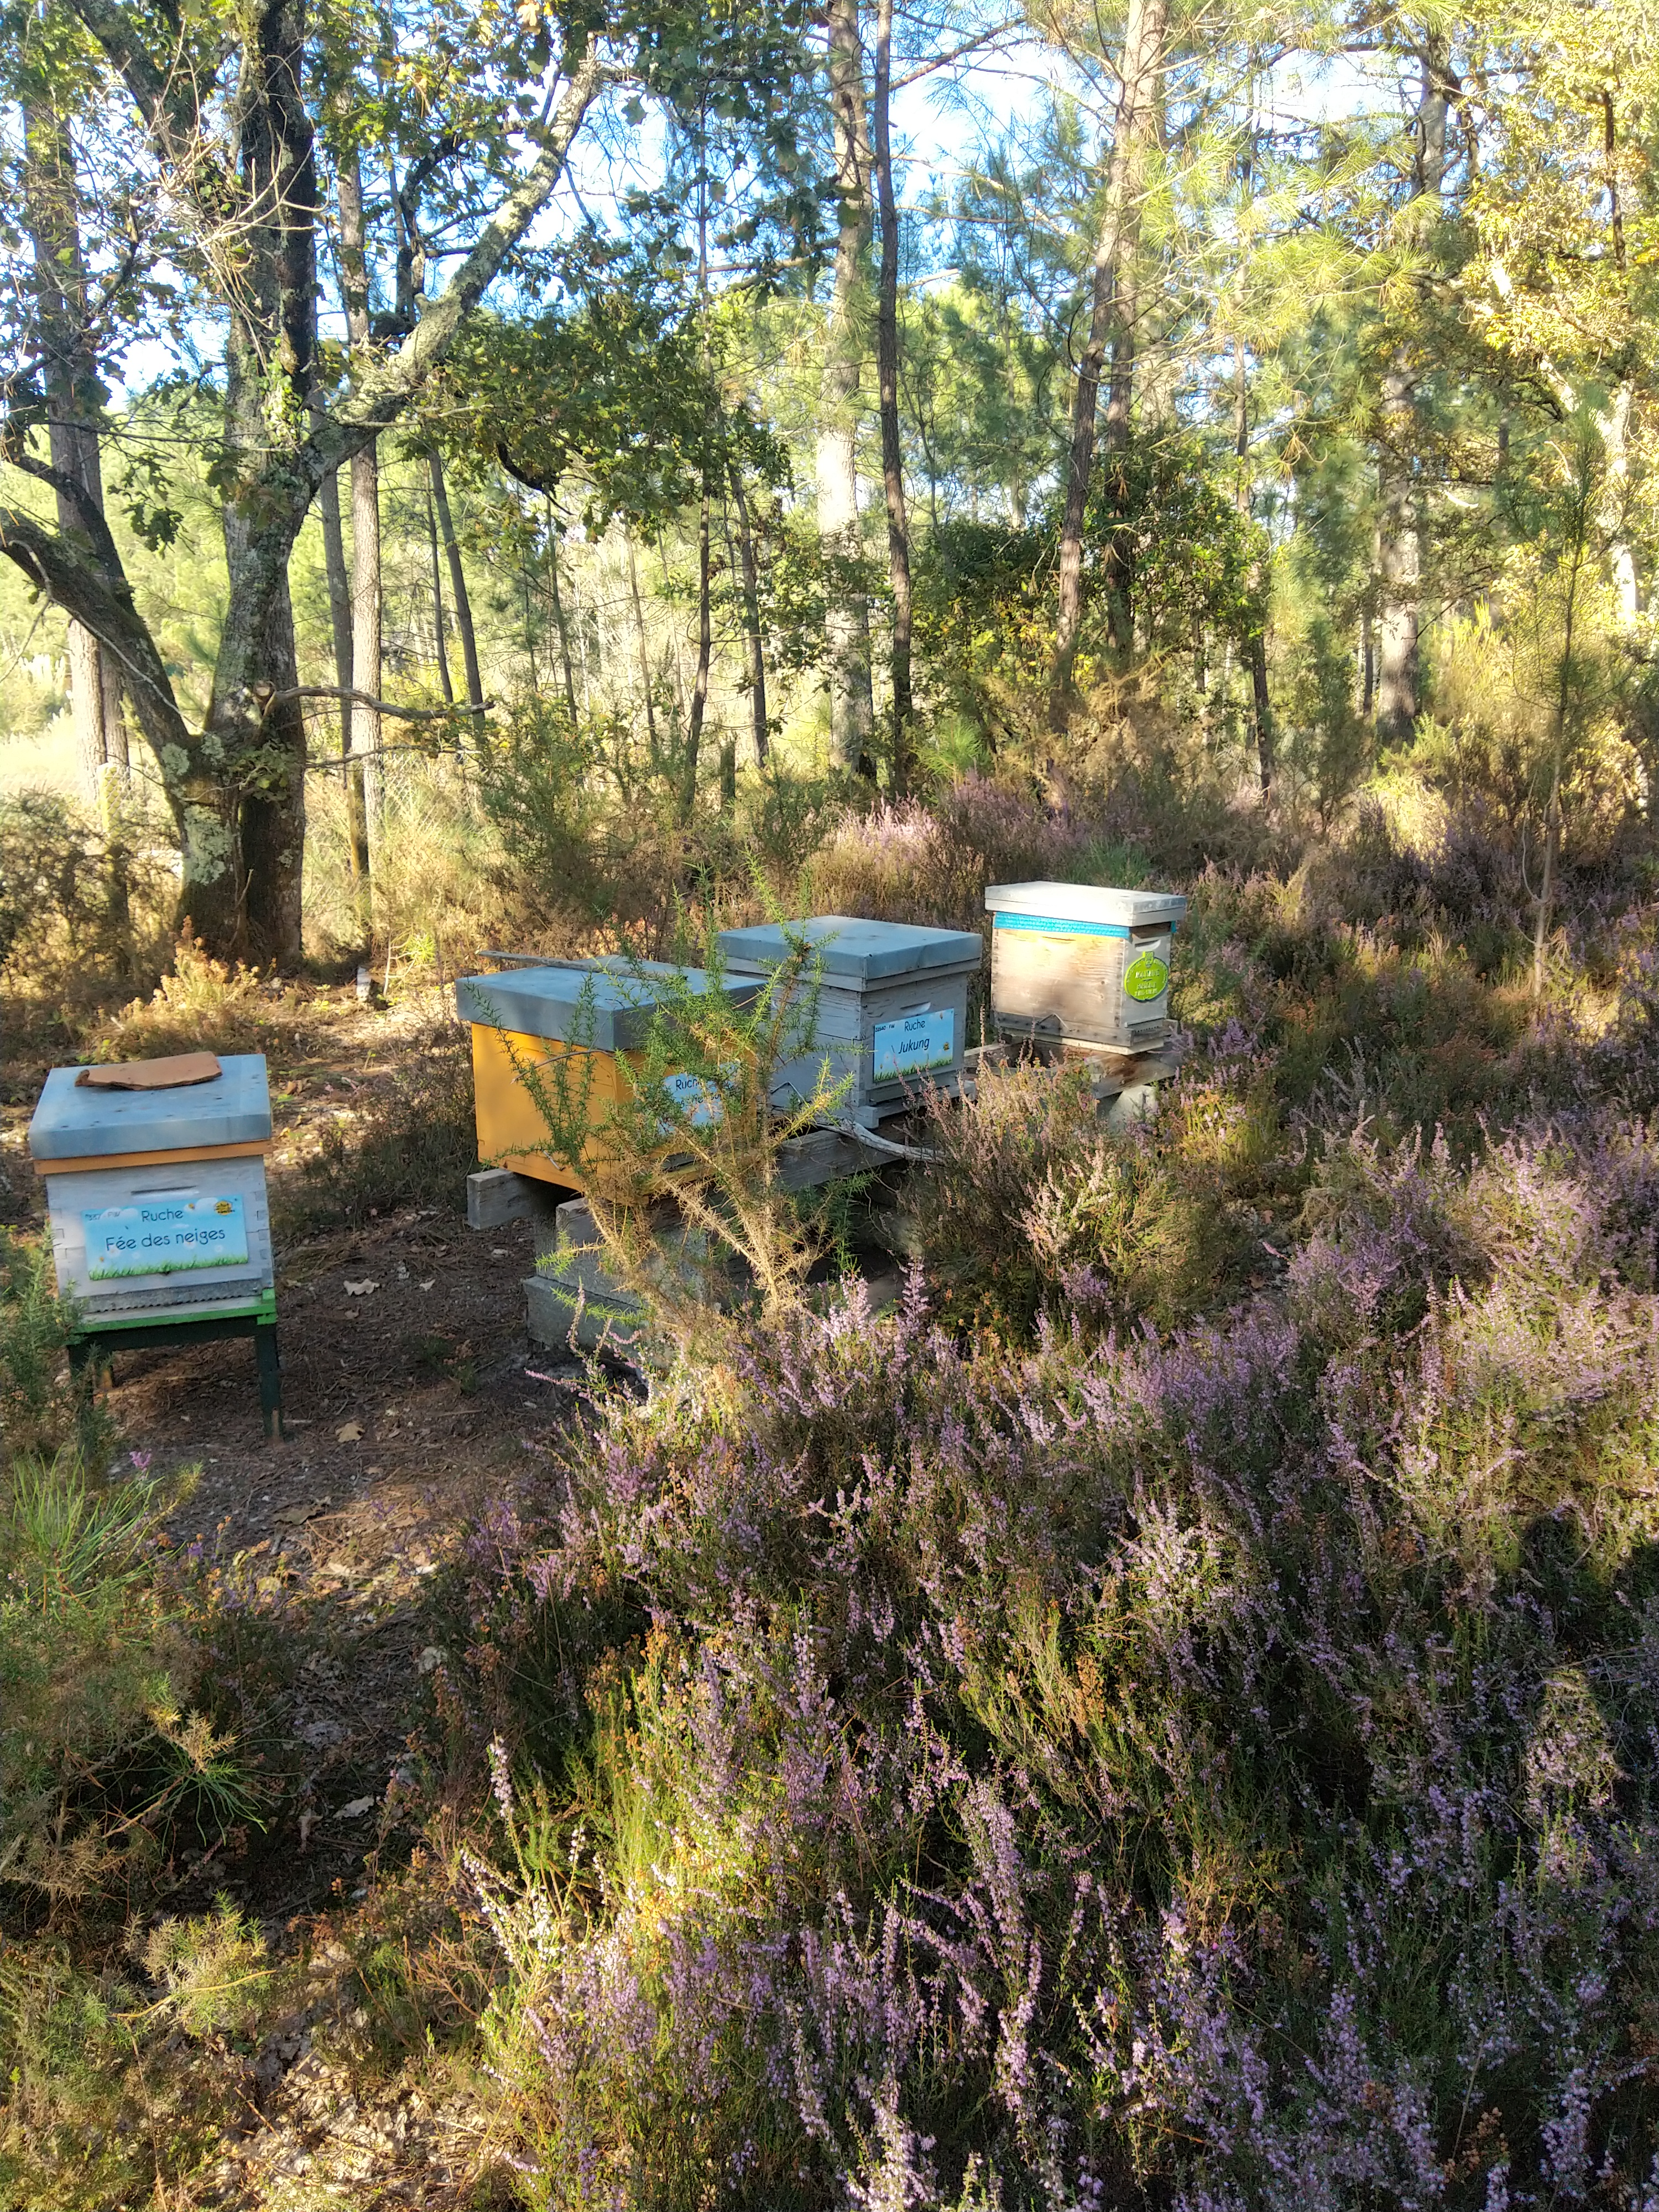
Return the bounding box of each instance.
[254,1323,284,1442]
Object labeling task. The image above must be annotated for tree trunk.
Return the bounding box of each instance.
[317,421,354,756]
[684,482,713,818]
[547,518,581,726]
[1599,95,1642,626]
[1361,605,1375,718]
[1374,405,1419,747]
[338,151,379,940]
[426,484,455,703]
[430,450,486,723]
[1050,0,1167,726]
[1601,379,1640,627]
[204,0,318,961]
[1100,292,1139,656]
[628,534,660,751]
[728,468,769,768]
[21,95,124,815]
[1375,35,1448,748]
[815,0,876,776]
[1234,338,1272,791]
[1249,633,1274,793]
[872,0,913,794]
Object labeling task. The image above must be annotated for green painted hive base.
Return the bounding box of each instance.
[69,1289,284,1440]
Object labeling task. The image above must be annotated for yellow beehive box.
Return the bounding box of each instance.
[454,962,758,1193]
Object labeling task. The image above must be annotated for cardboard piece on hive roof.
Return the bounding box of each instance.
[74,1051,223,1092]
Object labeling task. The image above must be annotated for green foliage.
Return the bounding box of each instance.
[0,792,154,988]
[0,1451,186,1901]
[912,439,1264,762]
[137,1896,274,2036]
[434,295,790,537]
[504,932,852,1357]
[901,1058,1256,1338]
[0,1229,109,1465]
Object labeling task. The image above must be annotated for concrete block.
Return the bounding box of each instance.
[524,1272,643,1353]
[467,1167,565,1232]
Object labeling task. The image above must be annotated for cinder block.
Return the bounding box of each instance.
[523,1272,643,1353]
[467,1167,565,1232]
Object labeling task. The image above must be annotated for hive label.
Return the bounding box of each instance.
[873,1008,954,1083]
[1123,950,1170,1004]
[662,1070,724,1126]
[83,1195,249,1279]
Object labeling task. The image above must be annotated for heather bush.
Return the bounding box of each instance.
[897,1057,1265,1338]
[451,830,1659,2210]
[804,780,1099,940]
[463,1187,1659,2205]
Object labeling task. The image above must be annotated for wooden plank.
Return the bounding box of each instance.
[33,1138,272,1177]
[773,1128,863,1192]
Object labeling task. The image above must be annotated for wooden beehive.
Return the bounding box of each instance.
[455,960,759,1192]
[984,882,1188,1052]
[29,1054,276,1326]
[715,916,984,1127]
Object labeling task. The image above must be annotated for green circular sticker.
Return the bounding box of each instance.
[1124,950,1170,1003]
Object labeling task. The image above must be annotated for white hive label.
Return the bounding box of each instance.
[873,1009,954,1082]
[83,1194,249,1279]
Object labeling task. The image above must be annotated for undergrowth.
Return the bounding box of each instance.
[446,810,1659,2212]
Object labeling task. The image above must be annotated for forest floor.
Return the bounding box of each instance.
[0,989,578,2206]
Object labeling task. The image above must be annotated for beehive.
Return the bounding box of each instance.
[455,960,759,1191]
[984,882,1188,1052]
[714,916,983,1126]
[29,1054,276,1325]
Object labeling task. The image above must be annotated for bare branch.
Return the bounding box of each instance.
[264,685,496,722]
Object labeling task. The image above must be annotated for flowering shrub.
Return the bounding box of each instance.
[455,834,1659,2211]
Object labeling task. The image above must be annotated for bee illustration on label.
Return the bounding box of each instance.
[215,1199,234,1214]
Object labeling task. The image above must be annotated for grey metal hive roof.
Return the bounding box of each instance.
[29,1053,273,1160]
[455,960,758,1050]
[984,881,1187,927]
[717,916,983,986]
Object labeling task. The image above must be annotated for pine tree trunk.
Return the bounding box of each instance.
[1361,606,1375,718]
[426,484,455,703]
[628,535,660,751]
[547,520,581,726]
[1234,338,1273,791]
[816,0,876,776]
[873,0,913,794]
[1375,36,1448,748]
[338,152,378,941]
[684,482,713,818]
[430,451,485,723]
[1100,295,1139,656]
[317,426,354,756]
[728,468,770,768]
[1050,0,1167,727]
